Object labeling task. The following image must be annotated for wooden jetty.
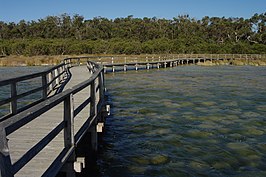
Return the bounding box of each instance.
[103,57,227,72]
[0,58,109,177]
[0,54,265,177]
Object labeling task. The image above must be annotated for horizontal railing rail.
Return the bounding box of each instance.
[0,59,105,177]
[99,54,266,64]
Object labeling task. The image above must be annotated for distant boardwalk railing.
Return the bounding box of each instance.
[98,54,266,73]
[0,58,108,177]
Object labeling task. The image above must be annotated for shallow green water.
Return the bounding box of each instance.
[101,66,266,177]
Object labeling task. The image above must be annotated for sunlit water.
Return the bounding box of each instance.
[101,66,266,177]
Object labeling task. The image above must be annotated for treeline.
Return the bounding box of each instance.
[0,13,265,55]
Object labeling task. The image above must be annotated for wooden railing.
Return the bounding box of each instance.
[0,59,106,177]
[83,54,266,64]
[0,64,68,121]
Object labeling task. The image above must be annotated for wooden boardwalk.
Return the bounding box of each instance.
[7,66,95,177]
[0,58,107,177]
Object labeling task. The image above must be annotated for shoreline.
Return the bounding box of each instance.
[196,59,266,66]
[0,54,266,67]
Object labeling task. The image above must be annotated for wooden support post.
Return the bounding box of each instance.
[90,81,96,118]
[58,66,62,81]
[164,62,167,68]
[48,72,53,92]
[98,72,105,102]
[55,69,59,86]
[112,66,115,73]
[89,123,98,152]
[0,126,13,177]
[124,65,127,72]
[97,123,104,133]
[64,94,74,148]
[10,82,17,115]
[42,74,48,100]
[63,94,76,177]
[69,59,72,68]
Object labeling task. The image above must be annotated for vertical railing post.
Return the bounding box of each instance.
[42,74,48,100]
[90,80,96,118]
[0,126,14,177]
[10,82,17,114]
[98,71,105,102]
[59,66,63,81]
[64,94,74,148]
[55,69,59,86]
[48,72,53,92]
[63,94,75,177]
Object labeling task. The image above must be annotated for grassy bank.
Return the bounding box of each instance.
[197,59,266,66]
[0,55,63,66]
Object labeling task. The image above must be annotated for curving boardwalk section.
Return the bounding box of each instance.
[6,66,94,177]
[0,59,107,177]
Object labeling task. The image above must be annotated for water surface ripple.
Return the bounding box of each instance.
[102,66,266,177]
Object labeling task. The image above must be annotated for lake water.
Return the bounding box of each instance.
[101,66,266,177]
[1,66,266,176]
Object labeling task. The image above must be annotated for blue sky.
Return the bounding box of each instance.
[0,0,265,23]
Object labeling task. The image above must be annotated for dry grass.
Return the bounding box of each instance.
[0,54,265,67]
[0,55,64,66]
[0,54,173,66]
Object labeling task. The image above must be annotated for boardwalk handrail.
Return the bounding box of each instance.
[0,63,68,121]
[0,59,106,177]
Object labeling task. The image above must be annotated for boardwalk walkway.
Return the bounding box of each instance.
[7,66,95,177]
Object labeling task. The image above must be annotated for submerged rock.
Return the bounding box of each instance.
[256,105,266,111]
[212,161,232,169]
[244,127,264,136]
[227,142,250,150]
[131,156,150,165]
[128,166,147,174]
[227,142,259,156]
[186,129,213,138]
[189,161,210,170]
[201,101,217,106]
[150,154,169,165]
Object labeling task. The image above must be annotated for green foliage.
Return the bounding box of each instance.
[0,13,265,55]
